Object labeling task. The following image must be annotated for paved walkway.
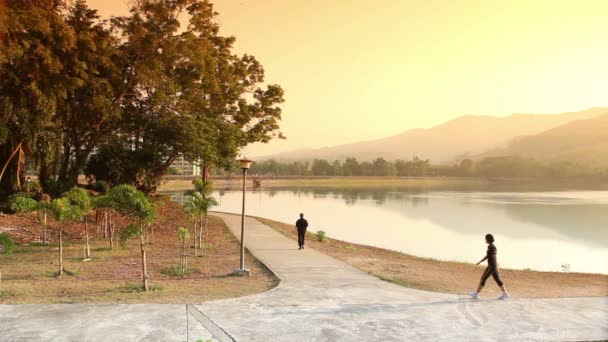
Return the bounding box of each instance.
[195,213,608,342]
[1,213,606,341]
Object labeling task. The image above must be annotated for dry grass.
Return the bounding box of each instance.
[257,217,608,299]
[0,201,279,304]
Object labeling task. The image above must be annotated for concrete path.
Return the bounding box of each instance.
[195,213,608,342]
[1,213,606,341]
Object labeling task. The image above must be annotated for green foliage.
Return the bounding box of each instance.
[178,226,190,242]
[49,198,82,223]
[23,181,42,195]
[62,187,91,213]
[94,181,109,194]
[183,192,218,219]
[7,193,37,213]
[107,185,155,222]
[344,245,357,252]
[160,266,193,277]
[120,224,141,246]
[0,232,15,254]
[2,0,285,196]
[315,231,327,243]
[167,167,180,175]
[113,284,163,293]
[191,180,213,197]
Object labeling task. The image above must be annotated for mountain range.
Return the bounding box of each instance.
[260,107,608,164]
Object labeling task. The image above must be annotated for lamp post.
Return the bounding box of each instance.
[235,158,252,276]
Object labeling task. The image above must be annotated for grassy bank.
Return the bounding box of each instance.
[160,176,608,192]
[160,177,491,192]
[256,217,608,298]
[0,201,278,304]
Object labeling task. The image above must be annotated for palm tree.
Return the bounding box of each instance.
[183,192,217,256]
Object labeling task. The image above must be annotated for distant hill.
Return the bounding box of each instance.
[476,113,608,168]
[260,107,607,162]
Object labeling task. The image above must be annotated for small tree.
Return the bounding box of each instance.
[49,197,82,277]
[93,195,115,249]
[37,194,52,244]
[107,185,155,291]
[183,192,217,256]
[178,227,189,273]
[63,188,92,258]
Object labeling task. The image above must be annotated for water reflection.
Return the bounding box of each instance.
[164,187,608,274]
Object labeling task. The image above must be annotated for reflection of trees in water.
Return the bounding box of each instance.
[278,187,430,207]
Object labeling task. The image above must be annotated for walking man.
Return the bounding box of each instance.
[295,213,308,250]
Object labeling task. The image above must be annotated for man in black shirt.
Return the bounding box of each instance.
[295,213,309,250]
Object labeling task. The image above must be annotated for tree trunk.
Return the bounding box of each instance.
[58,230,64,277]
[109,212,114,250]
[201,163,211,182]
[0,140,23,184]
[139,226,149,291]
[42,212,47,244]
[84,217,91,258]
[192,219,197,256]
[204,214,209,247]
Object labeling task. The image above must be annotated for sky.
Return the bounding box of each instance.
[87,0,608,156]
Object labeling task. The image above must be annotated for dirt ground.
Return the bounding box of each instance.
[257,217,608,299]
[0,200,278,304]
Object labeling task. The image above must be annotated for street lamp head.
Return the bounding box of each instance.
[238,158,253,170]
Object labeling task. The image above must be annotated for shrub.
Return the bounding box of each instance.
[315,230,327,242]
[23,180,42,195]
[167,166,180,175]
[7,193,37,213]
[0,232,15,254]
[94,180,110,194]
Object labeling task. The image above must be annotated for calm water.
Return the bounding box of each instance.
[172,188,608,274]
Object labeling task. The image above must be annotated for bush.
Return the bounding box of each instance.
[0,232,15,254]
[94,180,110,194]
[23,180,42,195]
[7,193,37,213]
[315,230,327,242]
[167,166,180,175]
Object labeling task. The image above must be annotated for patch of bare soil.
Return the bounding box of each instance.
[0,200,279,304]
[258,217,608,298]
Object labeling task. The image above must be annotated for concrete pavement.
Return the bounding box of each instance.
[0,213,606,341]
[195,213,608,342]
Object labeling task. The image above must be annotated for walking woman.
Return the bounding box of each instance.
[469,234,510,300]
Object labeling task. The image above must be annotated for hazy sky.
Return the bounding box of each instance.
[88,0,608,156]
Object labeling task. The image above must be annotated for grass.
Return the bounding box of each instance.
[256,216,608,298]
[0,290,15,298]
[112,284,164,293]
[0,200,279,304]
[160,266,194,277]
[159,177,489,192]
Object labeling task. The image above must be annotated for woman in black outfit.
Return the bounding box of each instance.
[469,234,510,300]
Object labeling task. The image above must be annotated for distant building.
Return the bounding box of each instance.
[170,155,201,176]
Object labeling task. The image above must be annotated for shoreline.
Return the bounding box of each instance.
[250,215,608,298]
[160,176,608,192]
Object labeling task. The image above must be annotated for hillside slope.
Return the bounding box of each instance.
[261,108,607,162]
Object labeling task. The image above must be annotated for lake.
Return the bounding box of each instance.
[170,188,608,274]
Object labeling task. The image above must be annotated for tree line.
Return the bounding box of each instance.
[0,0,284,198]
[247,156,608,178]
